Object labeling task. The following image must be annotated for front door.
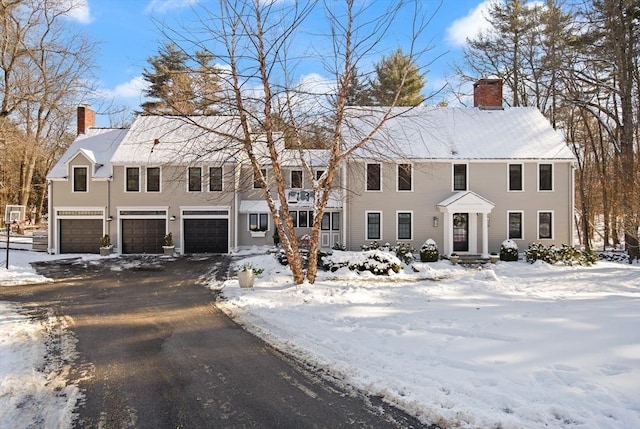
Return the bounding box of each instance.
[453,213,469,252]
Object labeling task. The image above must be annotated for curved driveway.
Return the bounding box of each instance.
[1,255,434,429]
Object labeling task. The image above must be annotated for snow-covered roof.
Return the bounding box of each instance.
[47,128,128,180]
[111,115,244,165]
[342,106,576,161]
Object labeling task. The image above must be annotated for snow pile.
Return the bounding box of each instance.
[216,251,640,429]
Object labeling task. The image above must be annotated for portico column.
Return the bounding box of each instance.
[481,212,489,258]
[446,211,454,256]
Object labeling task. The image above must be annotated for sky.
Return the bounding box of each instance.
[64,0,496,127]
[1,240,638,428]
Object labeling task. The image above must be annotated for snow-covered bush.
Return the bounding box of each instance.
[394,242,415,265]
[499,239,519,261]
[525,243,597,266]
[321,250,401,275]
[419,239,439,262]
[331,242,347,251]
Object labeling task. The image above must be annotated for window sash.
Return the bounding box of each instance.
[539,164,552,191]
[253,168,266,189]
[367,212,381,240]
[209,167,222,191]
[397,212,412,239]
[188,167,201,191]
[453,164,467,191]
[73,167,87,192]
[126,167,140,192]
[146,167,160,192]
[249,213,268,231]
[331,212,340,231]
[366,164,381,191]
[298,210,308,227]
[508,212,523,239]
[321,213,330,230]
[291,170,303,188]
[509,164,523,191]
[538,212,553,239]
[398,164,412,191]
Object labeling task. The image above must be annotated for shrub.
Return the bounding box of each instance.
[331,242,347,251]
[163,233,174,247]
[500,239,519,261]
[99,234,111,247]
[525,243,597,266]
[394,242,415,265]
[419,239,439,262]
[321,250,401,275]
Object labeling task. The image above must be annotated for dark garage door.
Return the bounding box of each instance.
[184,219,228,253]
[121,219,165,254]
[60,219,103,254]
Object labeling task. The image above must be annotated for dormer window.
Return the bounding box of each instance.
[73,166,88,192]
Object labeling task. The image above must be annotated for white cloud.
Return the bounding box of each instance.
[445,0,495,47]
[64,0,92,24]
[98,76,149,100]
[144,0,199,14]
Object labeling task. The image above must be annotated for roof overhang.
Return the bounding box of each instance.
[437,191,495,214]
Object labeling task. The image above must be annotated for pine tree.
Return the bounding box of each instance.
[371,48,425,106]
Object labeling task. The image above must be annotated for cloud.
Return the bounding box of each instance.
[445,0,495,47]
[64,0,92,24]
[98,76,149,100]
[144,0,199,14]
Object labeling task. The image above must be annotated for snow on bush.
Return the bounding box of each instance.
[525,243,597,266]
[321,250,402,275]
[500,239,519,261]
[420,239,439,262]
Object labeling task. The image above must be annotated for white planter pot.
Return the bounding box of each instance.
[450,256,459,265]
[163,246,175,256]
[100,246,113,256]
[250,231,266,238]
[238,270,255,288]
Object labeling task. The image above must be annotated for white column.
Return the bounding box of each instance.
[446,212,454,256]
[481,212,489,258]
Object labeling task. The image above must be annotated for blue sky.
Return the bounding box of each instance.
[69,0,494,126]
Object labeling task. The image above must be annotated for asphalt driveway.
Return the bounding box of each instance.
[1,255,433,429]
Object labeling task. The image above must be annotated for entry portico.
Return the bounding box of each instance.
[437,191,495,258]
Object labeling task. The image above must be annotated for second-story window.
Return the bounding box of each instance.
[73,166,88,192]
[188,167,201,192]
[291,170,303,188]
[539,163,553,191]
[366,163,381,191]
[253,168,266,189]
[126,167,140,192]
[397,164,412,191]
[209,167,222,191]
[146,167,160,192]
[508,164,523,191]
[453,164,467,191]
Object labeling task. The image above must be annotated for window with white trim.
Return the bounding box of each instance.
[249,213,268,231]
[253,168,266,189]
[188,167,202,192]
[366,211,382,240]
[126,167,140,192]
[366,163,381,191]
[397,164,412,191]
[453,164,467,191]
[539,164,553,191]
[538,211,553,239]
[209,167,222,191]
[73,166,88,192]
[146,167,160,192]
[508,211,523,240]
[508,164,523,191]
[397,212,412,240]
[291,170,303,189]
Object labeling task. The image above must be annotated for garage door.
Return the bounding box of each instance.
[121,219,165,254]
[184,219,228,253]
[60,219,103,254]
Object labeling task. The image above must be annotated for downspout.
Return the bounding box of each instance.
[47,180,53,254]
[234,162,239,253]
[570,162,576,245]
[341,161,347,249]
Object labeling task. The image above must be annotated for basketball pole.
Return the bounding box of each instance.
[5,223,9,269]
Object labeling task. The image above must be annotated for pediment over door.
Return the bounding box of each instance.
[437,191,495,214]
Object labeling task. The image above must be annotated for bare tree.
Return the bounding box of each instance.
[159,0,437,283]
[0,0,96,219]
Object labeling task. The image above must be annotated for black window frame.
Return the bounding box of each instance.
[366,163,381,191]
[253,168,267,189]
[291,170,303,189]
[539,163,553,191]
[209,166,223,192]
[146,167,160,192]
[508,164,523,191]
[397,212,412,240]
[249,213,269,231]
[126,167,140,192]
[538,211,553,239]
[453,164,467,191]
[73,166,88,192]
[508,211,523,240]
[397,164,412,191]
[366,212,381,240]
[188,167,202,192]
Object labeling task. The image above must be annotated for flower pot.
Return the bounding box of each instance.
[162,246,175,256]
[490,255,499,264]
[238,270,254,288]
[100,246,113,256]
[450,256,459,265]
[250,231,266,238]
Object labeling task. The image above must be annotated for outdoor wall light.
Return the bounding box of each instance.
[106,216,113,222]
[433,216,439,228]
[169,215,176,221]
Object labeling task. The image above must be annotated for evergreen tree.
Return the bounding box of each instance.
[371,48,425,106]
[346,66,372,105]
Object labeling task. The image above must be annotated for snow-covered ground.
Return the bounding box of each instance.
[1,246,639,429]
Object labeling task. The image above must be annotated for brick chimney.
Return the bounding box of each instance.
[473,79,503,109]
[77,105,96,135]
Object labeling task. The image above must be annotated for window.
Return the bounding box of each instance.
[331,212,340,231]
[249,213,268,231]
[291,170,303,189]
[146,167,160,192]
[126,167,140,192]
[253,168,266,189]
[397,212,412,240]
[209,167,222,191]
[397,164,412,191]
[316,170,325,181]
[538,211,553,239]
[321,213,330,230]
[188,167,201,192]
[366,163,381,191]
[508,211,523,239]
[366,212,381,240]
[298,210,308,227]
[508,164,523,191]
[539,164,553,191]
[453,164,467,191]
[73,166,88,192]
[290,210,297,227]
